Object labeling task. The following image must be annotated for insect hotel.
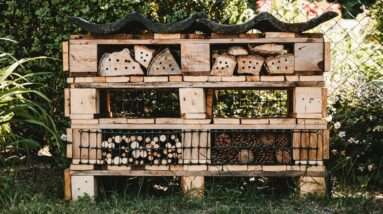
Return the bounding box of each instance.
[63,12,337,200]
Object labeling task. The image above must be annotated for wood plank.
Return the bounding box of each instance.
[183,76,208,82]
[260,76,285,81]
[154,33,182,39]
[71,168,325,177]
[62,41,69,72]
[106,77,130,83]
[265,32,296,38]
[144,76,169,82]
[70,164,95,171]
[72,129,81,161]
[246,76,260,82]
[169,75,183,82]
[221,76,246,82]
[293,132,301,160]
[309,132,318,160]
[130,76,144,82]
[213,118,240,124]
[299,75,324,81]
[324,42,331,72]
[69,44,97,73]
[66,144,73,158]
[64,169,71,200]
[285,75,299,82]
[268,118,296,125]
[241,119,269,125]
[206,89,214,119]
[64,88,70,117]
[322,88,328,117]
[295,43,324,71]
[70,37,324,45]
[155,118,211,124]
[181,43,210,74]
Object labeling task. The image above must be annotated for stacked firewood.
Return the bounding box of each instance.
[101,133,183,165]
[99,46,181,76]
[211,44,293,76]
[211,132,291,164]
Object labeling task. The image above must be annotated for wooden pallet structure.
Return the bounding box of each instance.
[63,12,336,200]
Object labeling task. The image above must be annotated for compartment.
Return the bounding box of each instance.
[213,89,290,118]
[99,89,180,118]
[97,44,181,76]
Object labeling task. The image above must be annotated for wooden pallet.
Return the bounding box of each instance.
[63,32,330,200]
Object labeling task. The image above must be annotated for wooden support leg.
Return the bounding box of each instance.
[180,176,205,198]
[64,169,72,200]
[299,176,326,197]
[71,175,97,200]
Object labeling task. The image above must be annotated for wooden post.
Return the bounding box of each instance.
[180,176,205,198]
[299,176,326,197]
[64,169,72,200]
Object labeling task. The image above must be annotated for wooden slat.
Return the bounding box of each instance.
[205,89,214,119]
[323,129,330,159]
[322,88,328,117]
[72,80,324,89]
[324,42,331,72]
[62,41,69,72]
[293,132,301,160]
[64,88,70,117]
[265,32,296,38]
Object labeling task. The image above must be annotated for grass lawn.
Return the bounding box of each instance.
[1,167,382,214]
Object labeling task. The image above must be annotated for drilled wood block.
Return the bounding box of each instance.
[181,43,210,74]
[266,54,294,74]
[99,48,144,76]
[69,44,97,73]
[134,45,155,68]
[295,43,324,71]
[148,48,181,75]
[237,55,264,75]
[210,54,236,76]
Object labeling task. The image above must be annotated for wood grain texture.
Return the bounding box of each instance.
[69,44,97,73]
[62,41,69,72]
[181,43,210,74]
[295,43,324,71]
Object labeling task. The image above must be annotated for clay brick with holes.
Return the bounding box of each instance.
[237,55,264,75]
[266,54,294,74]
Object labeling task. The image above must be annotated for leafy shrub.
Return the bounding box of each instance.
[0,38,59,166]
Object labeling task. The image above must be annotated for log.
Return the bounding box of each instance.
[134,45,155,68]
[148,48,181,75]
[228,46,248,56]
[237,55,264,75]
[248,44,286,55]
[265,54,294,74]
[210,54,236,76]
[99,48,144,76]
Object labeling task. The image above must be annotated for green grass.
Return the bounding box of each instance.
[1,167,382,214]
